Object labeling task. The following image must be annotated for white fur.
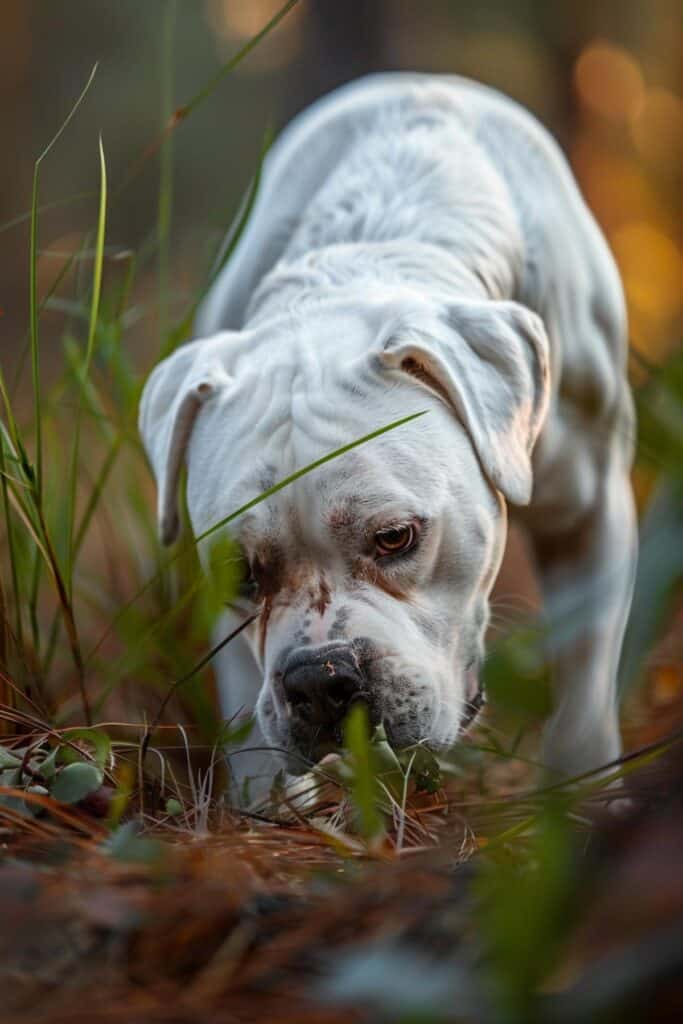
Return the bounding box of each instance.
[140,74,636,797]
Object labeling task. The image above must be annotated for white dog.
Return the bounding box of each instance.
[140,74,636,793]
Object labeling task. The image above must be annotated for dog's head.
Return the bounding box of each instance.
[139,296,549,768]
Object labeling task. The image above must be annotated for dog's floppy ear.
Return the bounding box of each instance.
[139,341,231,545]
[379,301,550,506]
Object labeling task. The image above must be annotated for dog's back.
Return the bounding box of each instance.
[198,74,624,348]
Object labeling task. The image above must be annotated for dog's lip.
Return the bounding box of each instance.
[460,662,485,732]
[464,660,479,699]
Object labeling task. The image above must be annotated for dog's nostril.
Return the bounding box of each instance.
[327,677,361,708]
[282,654,363,727]
[284,671,361,708]
[285,670,316,708]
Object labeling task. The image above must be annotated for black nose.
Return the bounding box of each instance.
[282,645,365,736]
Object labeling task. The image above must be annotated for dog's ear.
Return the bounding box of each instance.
[379,301,550,506]
[138,342,231,545]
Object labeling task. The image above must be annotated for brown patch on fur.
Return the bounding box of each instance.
[309,574,332,616]
[351,558,411,601]
[255,548,326,657]
[327,505,356,538]
[253,544,286,660]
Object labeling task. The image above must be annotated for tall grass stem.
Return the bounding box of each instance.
[157,0,177,347]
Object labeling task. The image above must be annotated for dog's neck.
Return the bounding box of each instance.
[244,104,525,328]
[244,240,512,328]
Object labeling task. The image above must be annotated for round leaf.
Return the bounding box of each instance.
[51,762,103,804]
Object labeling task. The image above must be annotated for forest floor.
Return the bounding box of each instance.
[2,651,682,1024]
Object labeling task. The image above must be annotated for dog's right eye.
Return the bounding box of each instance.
[374,522,418,558]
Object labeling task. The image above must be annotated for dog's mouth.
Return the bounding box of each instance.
[460,686,486,733]
[281,657,485,771]
[286,695,373,773]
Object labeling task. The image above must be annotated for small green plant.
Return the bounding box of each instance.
[0,727,110,810]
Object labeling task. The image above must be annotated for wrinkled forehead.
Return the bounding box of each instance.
[231,443,438,554]
[188,381,490,551]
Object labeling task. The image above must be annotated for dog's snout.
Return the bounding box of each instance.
[282,645,364,734]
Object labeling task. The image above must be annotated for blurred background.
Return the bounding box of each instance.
[1,0,681,384]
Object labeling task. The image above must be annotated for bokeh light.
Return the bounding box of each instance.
[204,0,307,72]
[571,143,661,232]
[574,40,644,121]
[612,221,683,322]
[570,35,681,363]
[630,87,683,167]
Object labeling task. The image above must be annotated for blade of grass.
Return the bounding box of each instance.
[344,703,384,841]
[1,459,88,721]
[158,0,177,347]
[395,750,417,853]
[27,538,41,656]
[0,436,23,653]
[0,366,22,463]
[116,0,300,196]
[4,472,91,722]
[41,397,125,681]
[1,462,50,565]
[65,136,107,598]
[24,65,98,673]
[182,0,300,121]
[0,564,6,669]
[0,469,32,491]
[29,62,98,503]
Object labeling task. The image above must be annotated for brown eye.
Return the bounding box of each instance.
[374,523,417,558]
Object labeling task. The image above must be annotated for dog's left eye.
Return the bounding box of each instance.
[374,523,417,557]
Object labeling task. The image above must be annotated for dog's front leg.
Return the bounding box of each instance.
[528,464,637,780]
[212,613,273,806]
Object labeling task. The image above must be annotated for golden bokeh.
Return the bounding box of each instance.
[204,0,307,71]
[574,40,644,121]
[612,221,682,322]
[571,37,681,363]
[630,87,683,166]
